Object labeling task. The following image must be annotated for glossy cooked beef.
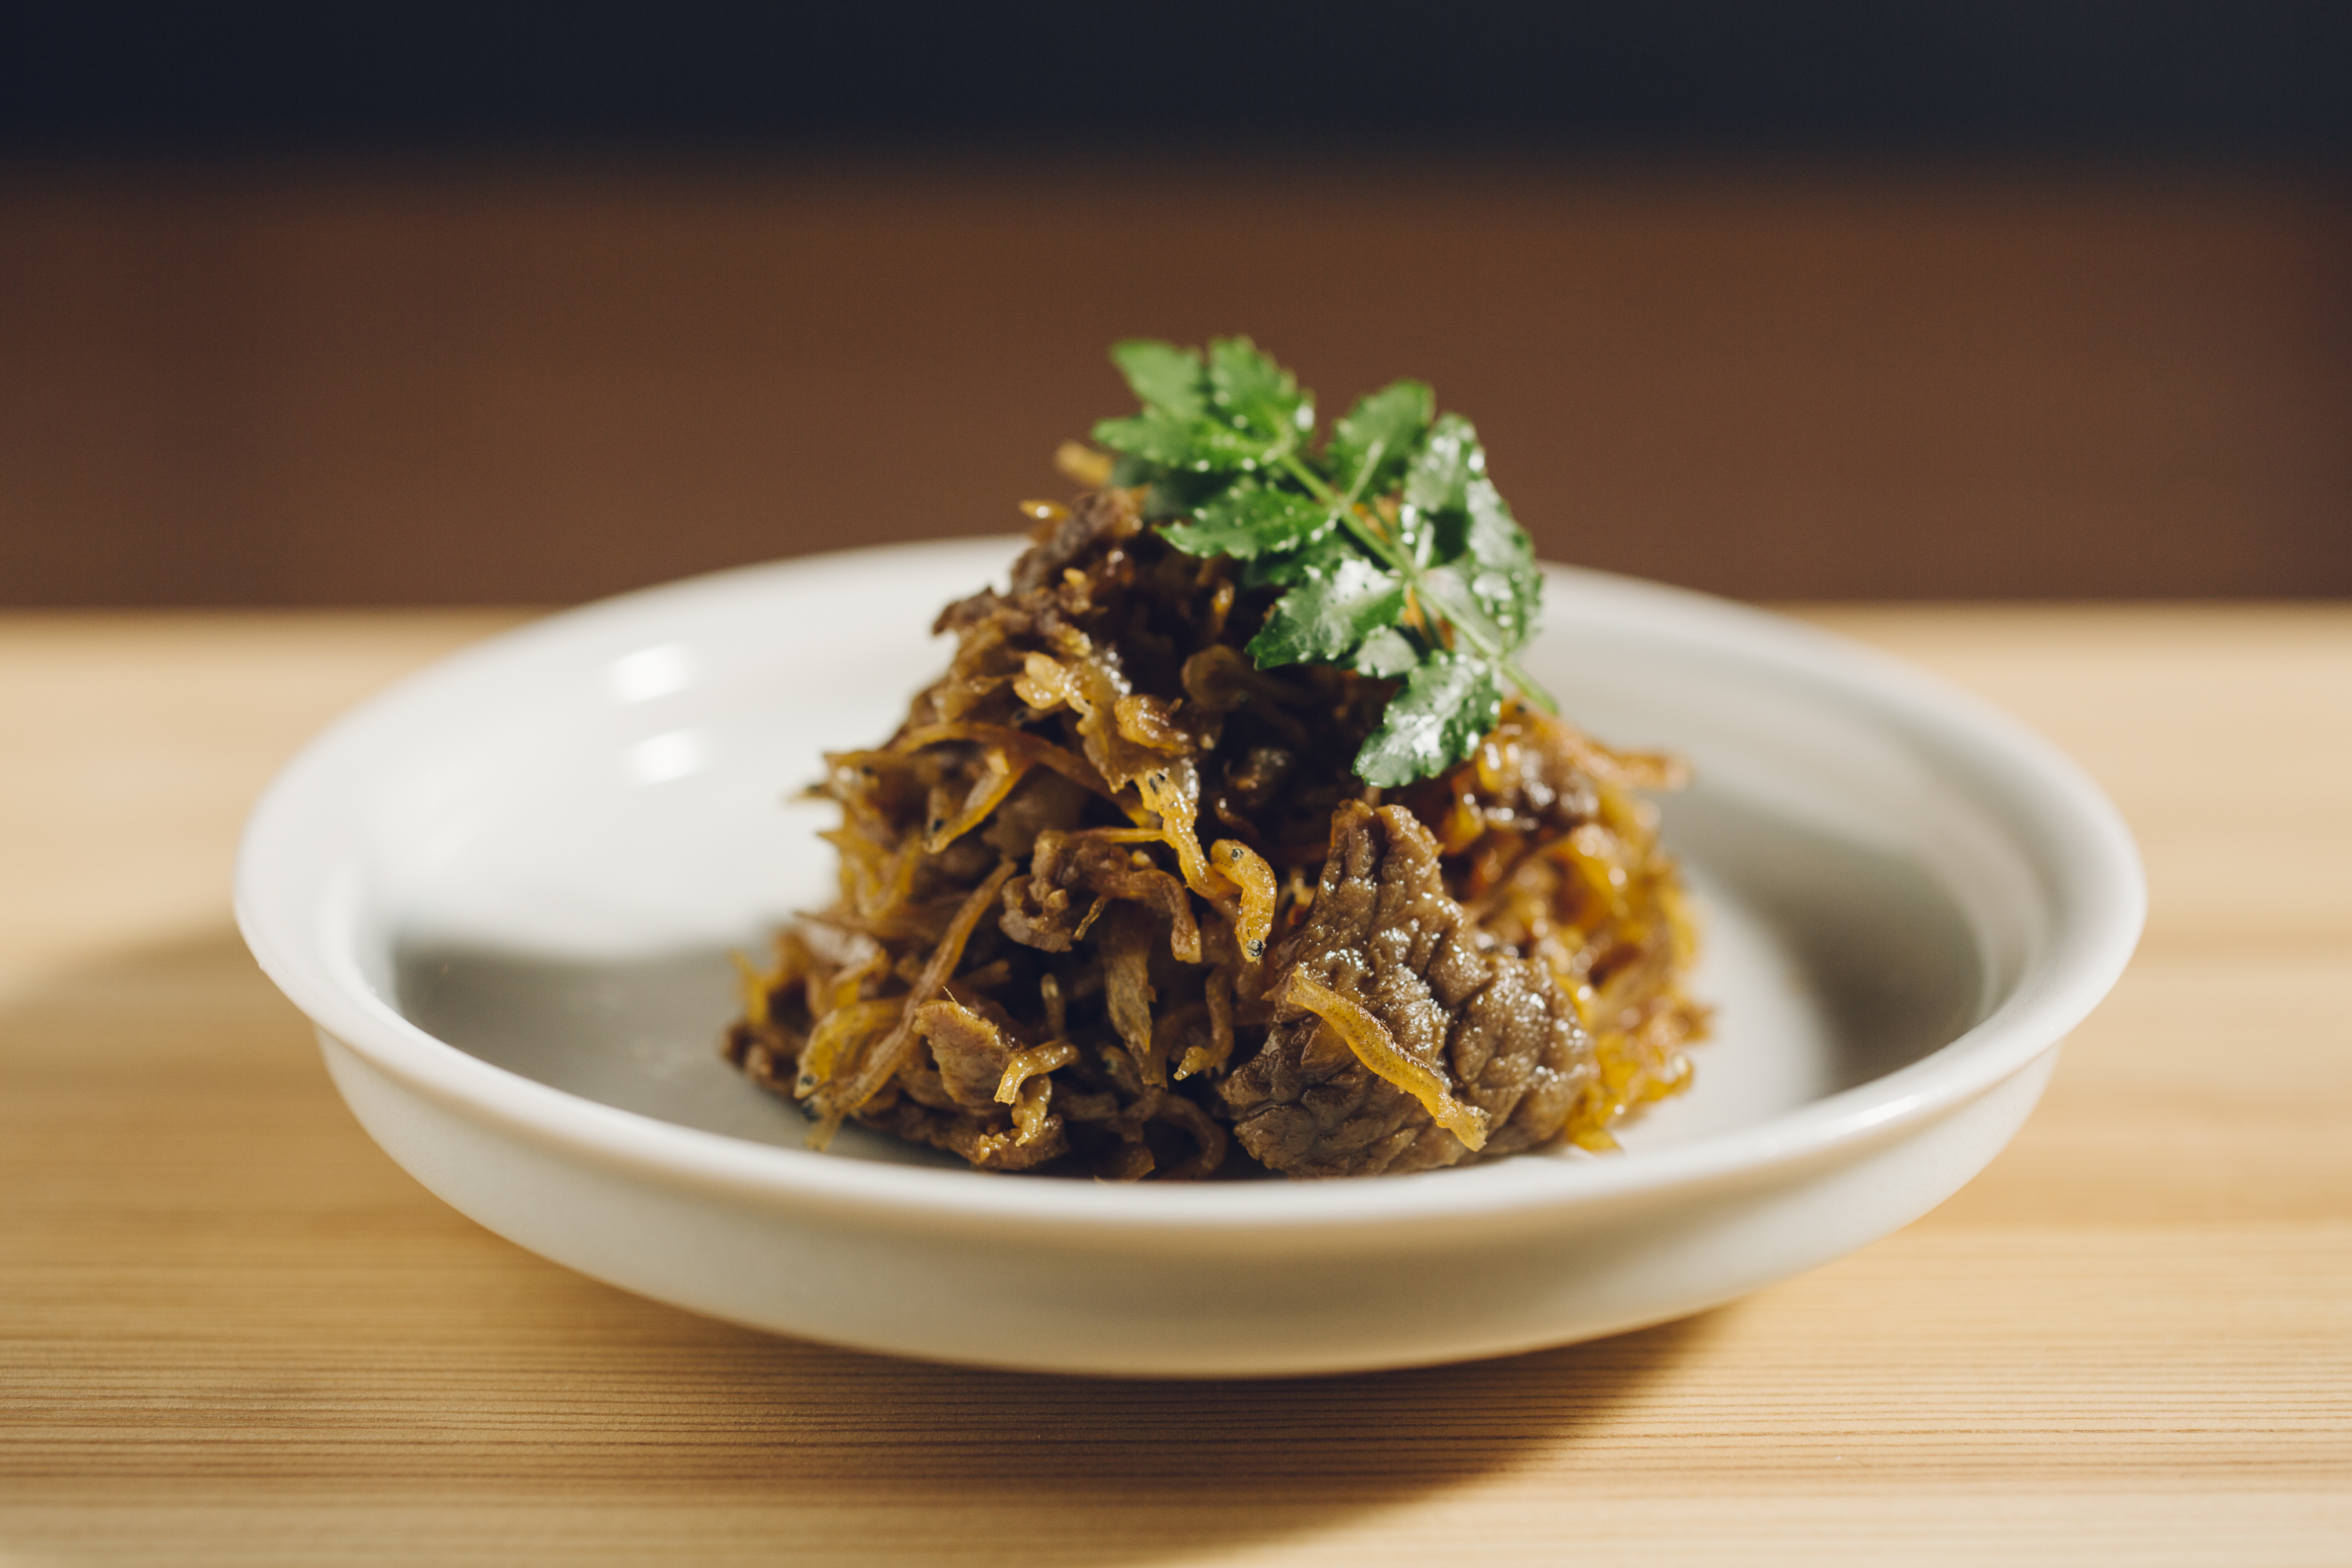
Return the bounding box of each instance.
[724,488,1706,1178]
[1221,800,1595,1177]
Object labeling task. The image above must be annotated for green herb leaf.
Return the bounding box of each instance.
[1327,379,1433,495]
[1098,339,1312,477]
[1091,410,1206,466]
[1461,476,1542,643]
[1138,467,1232,522]
[1354,652,1504,788]
[1247,555,1406,668]
[1352,625,1421,679]
[1403,413,1481,515]
[1092,411,1279,474]
[1160,480,1332,559]
[1110,339,1207,419]
[1239,529,1351,590]
[1097,339,1558,784]
[1206,337,1312,446]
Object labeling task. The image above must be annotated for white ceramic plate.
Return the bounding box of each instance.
[237,539,2143,1377]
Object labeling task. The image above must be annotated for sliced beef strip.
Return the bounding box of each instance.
[1219,801,1596,1178]
[980,768,1091,860]
[916,999,1015,1111]
[863,1096,1070,1172]
[999,830,1198,958]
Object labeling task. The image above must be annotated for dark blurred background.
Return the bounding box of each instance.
[2,2,2346,604]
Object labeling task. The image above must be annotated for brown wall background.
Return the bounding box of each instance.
[2,160,2346,606]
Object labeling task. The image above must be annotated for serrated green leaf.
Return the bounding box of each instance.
[1084,336,1559,782]
[1418,566,1504,661]
[1141,468,1232,522]
[1247,555,1406,668]
[1239,530,1349,590]
[1403,413,1480,514]
[1327,379,1433,495]
[1091,411,1203,466]
[1352,625,1421,679]
[1092,412,1279,474]
[1461,476,1542,641]
[1205,337,1312,445]
[1192,424,1287,470]
[1109,339,1207,419]
[1462,477,1525,564]
[1353,651,1504,787]
[1160,480,1331,559]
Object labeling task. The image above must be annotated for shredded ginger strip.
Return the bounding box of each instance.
[810,860,1018,1134]
[729,950,774,1027]
[896,722,1119,801]
[1136,760,1214,897]
[1007,1074,1056,1146]
[794,998,902,1100]
[1174,961,1238,1081]
[1102,903,1163,1084]
[996,1040,1079,1105]
[1283,968,1490,1152]
[1208,839,1276,959]
[924,748,1029,853]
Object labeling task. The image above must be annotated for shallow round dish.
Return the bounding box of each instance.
[237,539,2143,1377]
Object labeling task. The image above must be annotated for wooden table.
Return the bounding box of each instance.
[3,605,2347,1565]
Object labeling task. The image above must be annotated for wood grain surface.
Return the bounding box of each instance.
[2,605,2348,1566]
[3,162,2347,607]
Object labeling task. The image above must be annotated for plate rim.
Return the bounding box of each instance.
[236,539,2146,1240]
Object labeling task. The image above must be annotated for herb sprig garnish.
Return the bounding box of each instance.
[1089,337,1558,788]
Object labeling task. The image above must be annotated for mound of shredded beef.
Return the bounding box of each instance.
[724,488,1708,1179]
